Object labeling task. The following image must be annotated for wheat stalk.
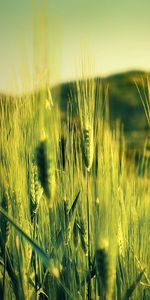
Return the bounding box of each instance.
[0,190,10,300]
[75,77,96,299]
[76,78,95,172]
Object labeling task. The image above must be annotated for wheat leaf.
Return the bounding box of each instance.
[122,268,145,300]
[0,207,50,268]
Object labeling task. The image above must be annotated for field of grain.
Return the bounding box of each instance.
[0,78,150,300]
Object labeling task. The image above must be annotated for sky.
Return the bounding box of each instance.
[0,0,150,93]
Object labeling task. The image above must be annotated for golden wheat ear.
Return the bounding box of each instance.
[82,126,94,172]
[0,191,10,246]
[36,139,56,208]
[30,162,43,221]
[54,191,80,249]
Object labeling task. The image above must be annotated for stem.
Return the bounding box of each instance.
[33,214,38,300]
[5,248,23,299]
[2,244,6,300]
[87,170,91,300]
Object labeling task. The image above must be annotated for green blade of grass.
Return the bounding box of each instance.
[55,191,80,248]
[0,207,50,268]
[68,191,80,221]
[122,268,145,300]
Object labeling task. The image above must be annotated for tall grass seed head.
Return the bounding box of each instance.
[36,139,56,206]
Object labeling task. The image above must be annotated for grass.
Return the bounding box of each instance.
[0,77,150,300]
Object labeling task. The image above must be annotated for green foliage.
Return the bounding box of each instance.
[0,79,149,300]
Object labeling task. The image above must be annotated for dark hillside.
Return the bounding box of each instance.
[51,71,150,152]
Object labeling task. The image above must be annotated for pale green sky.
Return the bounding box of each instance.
[0,0,150,93]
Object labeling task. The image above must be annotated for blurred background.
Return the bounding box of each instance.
[0,0,150,93]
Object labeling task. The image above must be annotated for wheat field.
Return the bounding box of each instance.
[0,78,150,300]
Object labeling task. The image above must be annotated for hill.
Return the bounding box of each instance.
[51,70,150,152]
[0,70,150,154]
